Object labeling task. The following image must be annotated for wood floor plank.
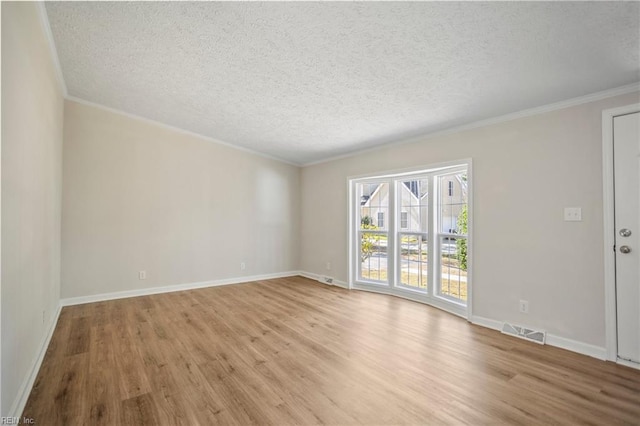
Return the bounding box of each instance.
[65,316,90,356]
[87,324,120,425]
[21,276,640,425]
[121,393,161,425]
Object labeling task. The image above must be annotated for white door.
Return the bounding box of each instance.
[614,111,640,364]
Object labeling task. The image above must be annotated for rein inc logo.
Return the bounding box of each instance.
[1,418,34,425]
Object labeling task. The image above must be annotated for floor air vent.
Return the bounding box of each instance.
[501,322,546,345]
[319,276,334,285]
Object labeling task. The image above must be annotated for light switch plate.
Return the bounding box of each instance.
[564,207,582,221]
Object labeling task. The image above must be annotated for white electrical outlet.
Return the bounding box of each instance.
[564,207,582,221]
[519,300,529,314]
[139,270,147,280]
[240,262,246,270]
[326,262,331,270]
[42,310,46,324]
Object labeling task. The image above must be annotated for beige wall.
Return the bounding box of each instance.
[62,100,300,298]
[1,2,64,414]
[301,91,640,348]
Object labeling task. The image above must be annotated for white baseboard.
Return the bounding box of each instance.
[8,304,63,418]
[60,271,302,306]
[471,315,606,360]
[616,358,640,370]
[470,315,503,331]
[298,271,349,289]
[353,282,468,319]
[294,279,609,362]
[545,334,607,360]
[8,271,302,417]
[11,276,607,420]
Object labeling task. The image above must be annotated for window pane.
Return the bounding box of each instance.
[439,236,467,301]
[400,211,408,229]
[360,232,388,283]
[358,181,389,284]
[360,182,389,231]
[399,179,428,233]
[397,178,428,292]
[398,233,428,290]
[439,173,468,234]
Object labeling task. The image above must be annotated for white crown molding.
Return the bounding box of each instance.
[36,0,639,170]
[36,2,67,97]
[40,0,295,167]
[7,304,62,419]
[60,271,302,306]
[65,82,639,169]
[65,96,299,167]
[303,82,640,167]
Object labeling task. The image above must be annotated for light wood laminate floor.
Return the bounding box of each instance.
[23,276,640,425]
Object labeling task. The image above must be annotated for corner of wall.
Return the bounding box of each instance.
[1,1,65,416]
[35,1,68,97]
[7,306,62,418]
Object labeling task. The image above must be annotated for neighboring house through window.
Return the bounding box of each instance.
[351,163,470,309]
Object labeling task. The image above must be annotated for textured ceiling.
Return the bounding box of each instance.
[46,2,640,165]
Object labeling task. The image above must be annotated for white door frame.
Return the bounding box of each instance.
[602,103,640,362]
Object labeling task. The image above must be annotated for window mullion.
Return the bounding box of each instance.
[428,174,437,297]
[388,179,395,288]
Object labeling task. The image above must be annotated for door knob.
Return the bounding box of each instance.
[619,228,632,237]
[620,245,632,254]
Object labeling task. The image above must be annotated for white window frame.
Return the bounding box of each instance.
[348,159,473,319]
